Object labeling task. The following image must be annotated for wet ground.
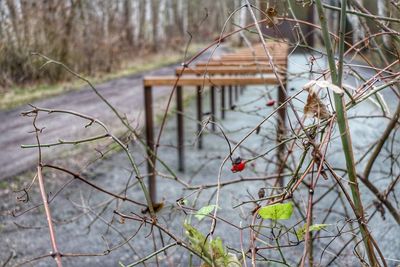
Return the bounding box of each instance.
[0,53,399,266]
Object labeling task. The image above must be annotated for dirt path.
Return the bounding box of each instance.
[0,51,221,180]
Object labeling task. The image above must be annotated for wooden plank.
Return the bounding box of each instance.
[234,42,288,51]
[222,54,287,58]
[143,75,281,86]
[224,51,287,56]
[220,56,287,62]
[195,61,287,67]
[175,66,287,75]
[226,53,286,57]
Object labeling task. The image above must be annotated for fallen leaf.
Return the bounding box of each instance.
[195,205,217,221]
[304,93,330,120]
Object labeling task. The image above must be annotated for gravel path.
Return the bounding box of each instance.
[0,65,178,180]
[0,49,225,181]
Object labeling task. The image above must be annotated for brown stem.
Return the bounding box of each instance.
[37,166,63,267]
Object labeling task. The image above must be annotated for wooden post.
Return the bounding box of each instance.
[144,85,156,202]
[210,86,216,131]
[176,85,184,172]
[196,86,203,149]
[221,86,226,119]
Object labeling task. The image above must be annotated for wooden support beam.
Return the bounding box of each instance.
[195,61,287,67]
[229,85,233,108]
[219,58,287,64]
[225,52,286,57]
[276,82,287,187]
[143,75,281,86]
[221,86,225,119]
[235,85,239,101]
[210,86,216,132]
[196,86,203,149]
[175,66,287,75]
[144,85,156,203]
[176,86,184,172]
[221,55,287,61]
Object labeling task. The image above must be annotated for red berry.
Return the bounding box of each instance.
[231,161,246,173]
[266,99,276,106]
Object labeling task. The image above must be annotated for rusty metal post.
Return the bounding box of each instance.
[307,4,315,48]
[144,85,156,202]
[176,85,184,172]
[221,86,226,119]
[210,86,216,132]
[229,85,233,108]
[196,86,203,149]
[235,85,239,101]
[276,79,287,187]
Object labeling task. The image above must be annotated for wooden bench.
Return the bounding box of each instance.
[143,75,285,201]
[142,41,289,202]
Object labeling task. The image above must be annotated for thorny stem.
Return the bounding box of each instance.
[37,166,63,267]
[315,0,379,265]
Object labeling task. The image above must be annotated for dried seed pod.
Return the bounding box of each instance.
[141,201,165,214]
[266,7,279,28]
[258,188,266,199]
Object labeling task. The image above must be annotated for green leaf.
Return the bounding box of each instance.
[210,237,225,257]
[309,224,329,231]
[183,224,241,266]
[195,205,217,221]
[296,223,330,240]
[184,223,209,256]
[258,202,293,220]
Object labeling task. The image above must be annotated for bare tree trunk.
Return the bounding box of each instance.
[158,0,167,43]
[124,0,134,47]
[19,0,31,47]
[59,0,76,66]
[347,0,365,44]
[238,0,247,46]
[5,0,21,47]
[172,0,183,35]
[181,0,188,35]
[307,4,315,47]
[377,0,391,49]
[151,0,159,51]
[138,0,146,47]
